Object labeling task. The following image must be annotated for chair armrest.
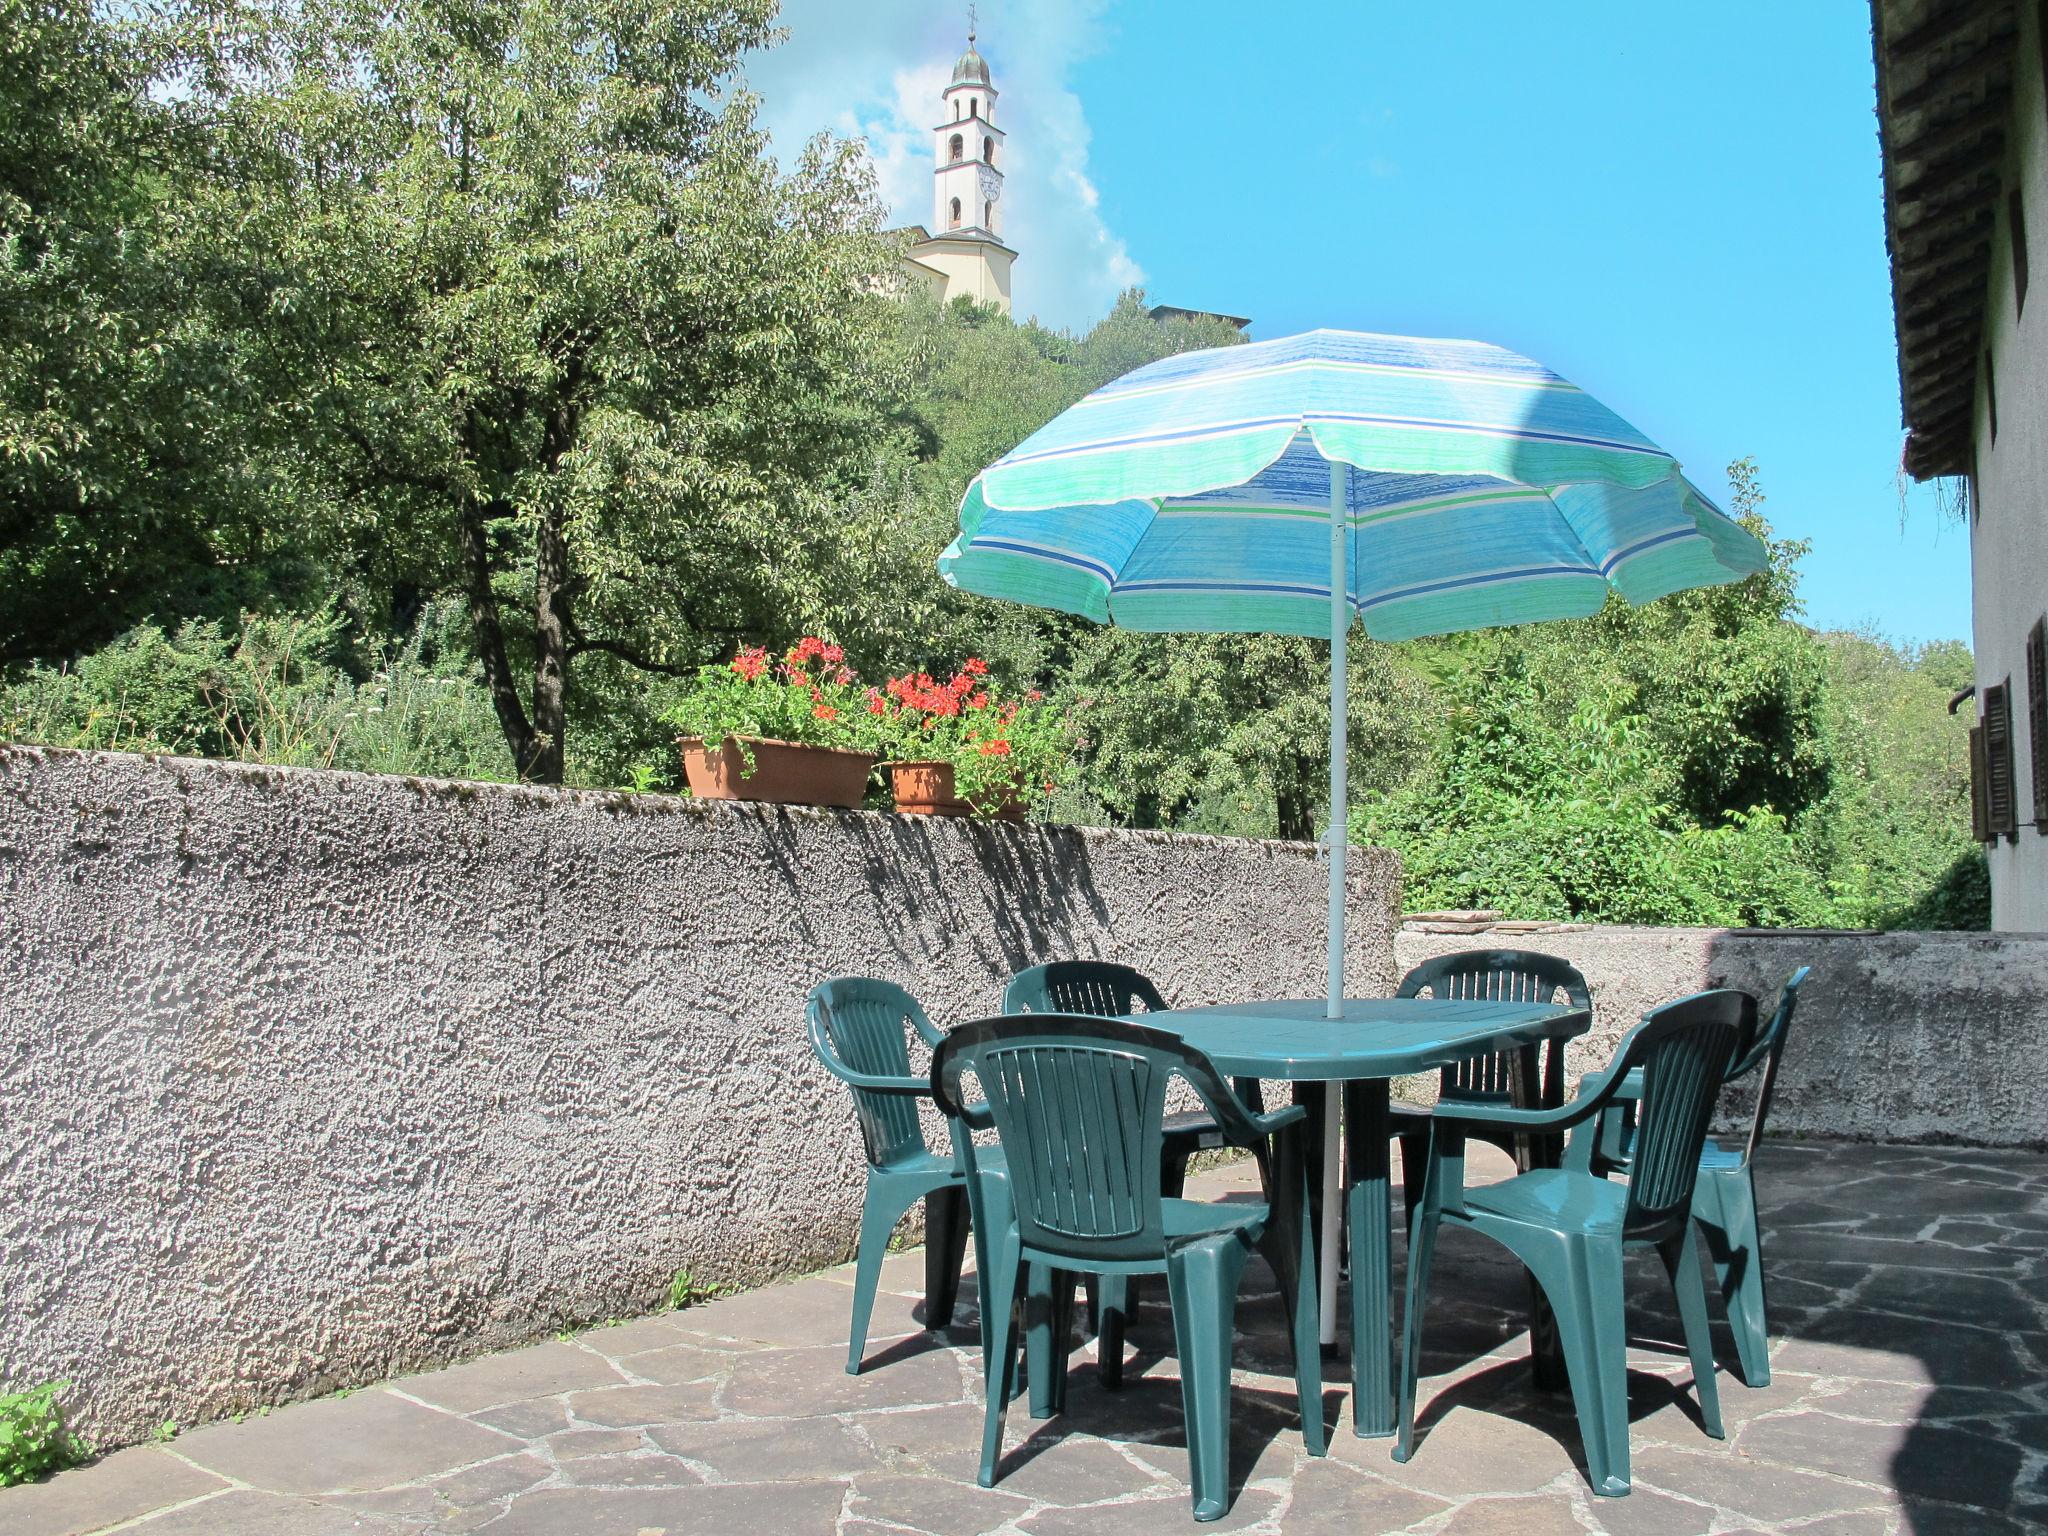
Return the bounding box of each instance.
[947,1099,997,1132]
[1607,1068,1645,1101]
[828,1067,931,1096]
[1428,1057,1630,1135]
[807,1011,931,1097]
[1247,1103,1309,1140]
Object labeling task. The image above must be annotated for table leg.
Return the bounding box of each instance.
[1319,1080,1342,1349]
[1343,1077,1393,1437]
[1514,1044,1568,1393]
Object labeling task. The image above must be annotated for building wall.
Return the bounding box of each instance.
[0,746,1398,1445]
[1975,0,2048,931]
[907,238,1013,313]
[1396,917,2048,1146]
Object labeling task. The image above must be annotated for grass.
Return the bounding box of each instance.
[668,1268,727,1311]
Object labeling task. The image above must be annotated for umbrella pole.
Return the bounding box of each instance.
[1320,460,1349,1347]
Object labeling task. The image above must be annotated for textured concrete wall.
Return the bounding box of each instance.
[0,746,1399,1445]
[1396,917,2048,1147]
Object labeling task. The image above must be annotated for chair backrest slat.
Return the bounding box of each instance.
[1396,950,1591,1101]
[806,977,932,1169]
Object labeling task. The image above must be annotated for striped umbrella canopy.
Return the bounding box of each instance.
[937,329,1767,1342]
[939,328,1767,639]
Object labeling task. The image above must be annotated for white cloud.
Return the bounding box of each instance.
[742,0,1142,332]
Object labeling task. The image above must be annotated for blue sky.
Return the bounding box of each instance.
[752,1,1973,646]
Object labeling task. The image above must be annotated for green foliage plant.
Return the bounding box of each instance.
[0,1380,84,1486]
[867,659,1077,815]
[2,606,514,782]
[668,1268,725,1310]
[663,638,870,754]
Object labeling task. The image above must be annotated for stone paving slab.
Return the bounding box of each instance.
[5,1138,2046,1534]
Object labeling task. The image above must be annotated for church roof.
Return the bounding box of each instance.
[951,43,990,85]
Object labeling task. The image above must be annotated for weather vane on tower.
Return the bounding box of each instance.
[967,4,976,43]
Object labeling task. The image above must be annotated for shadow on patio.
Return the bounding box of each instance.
[5,1136,2043,1535]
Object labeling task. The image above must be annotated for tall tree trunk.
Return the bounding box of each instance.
[528,500,571,785]
[1276,782,1315,843]
[458,499,545,780]
[525,361,584,787]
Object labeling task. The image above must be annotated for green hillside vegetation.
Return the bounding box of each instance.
[2,0,1984,928]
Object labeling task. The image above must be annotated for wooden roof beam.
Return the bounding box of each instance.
[1891,95,2009,166]
[1901,329,1985,376]
[1889,34,2015,117]
[1885,0,2010,60]
[1898,171,2004,223]
[1909,373,1981,419]
[1897,137,2011,202]
[1894,203,1996,256]
[1901,257,1994,323]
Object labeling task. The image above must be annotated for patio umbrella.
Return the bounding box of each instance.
[938,326,1769,1337]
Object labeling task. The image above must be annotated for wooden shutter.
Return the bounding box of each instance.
[2029,618,2048,833]
[1971,724,1992,843]
[1985,678,2019,840]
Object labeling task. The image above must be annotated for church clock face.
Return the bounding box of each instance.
[976,164,1000,209]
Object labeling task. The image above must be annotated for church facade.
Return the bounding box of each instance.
[897,31,1016,313]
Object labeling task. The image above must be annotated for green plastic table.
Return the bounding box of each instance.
[1132,996,1592,1437]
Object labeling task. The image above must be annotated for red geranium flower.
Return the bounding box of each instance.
[732,647,768,682]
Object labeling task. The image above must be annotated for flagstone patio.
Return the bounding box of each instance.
[7,1139,2045,1535]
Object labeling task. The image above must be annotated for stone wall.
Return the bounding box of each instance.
[0,746,1399,1446]
[1396,914,2048,1147]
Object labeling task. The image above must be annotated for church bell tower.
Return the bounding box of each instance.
[900,13,1016,313]
[934,18,1003,239]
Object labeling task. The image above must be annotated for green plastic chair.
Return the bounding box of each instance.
[1596,967,1809,1387]
[1390,951,1593,1209]
[806,976,978,1375]
[932,1013,1326,1523]
[1395,989,1750,1499]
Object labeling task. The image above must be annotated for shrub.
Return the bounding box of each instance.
[0,605,513,782]
[0,1381,84,1487]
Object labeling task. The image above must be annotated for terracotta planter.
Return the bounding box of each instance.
[677,736,876,809]
[886,759,1026,821]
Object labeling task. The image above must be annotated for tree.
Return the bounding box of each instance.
[183,0,905,781]
[0,0,310,662]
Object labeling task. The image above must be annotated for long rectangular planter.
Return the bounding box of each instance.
[885,760,1025,821]
[678,736,875,809]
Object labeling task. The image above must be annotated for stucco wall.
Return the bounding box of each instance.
[1975,0,2048,931]
[1396,916,2048,1146]
[0,745,1399,1446]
